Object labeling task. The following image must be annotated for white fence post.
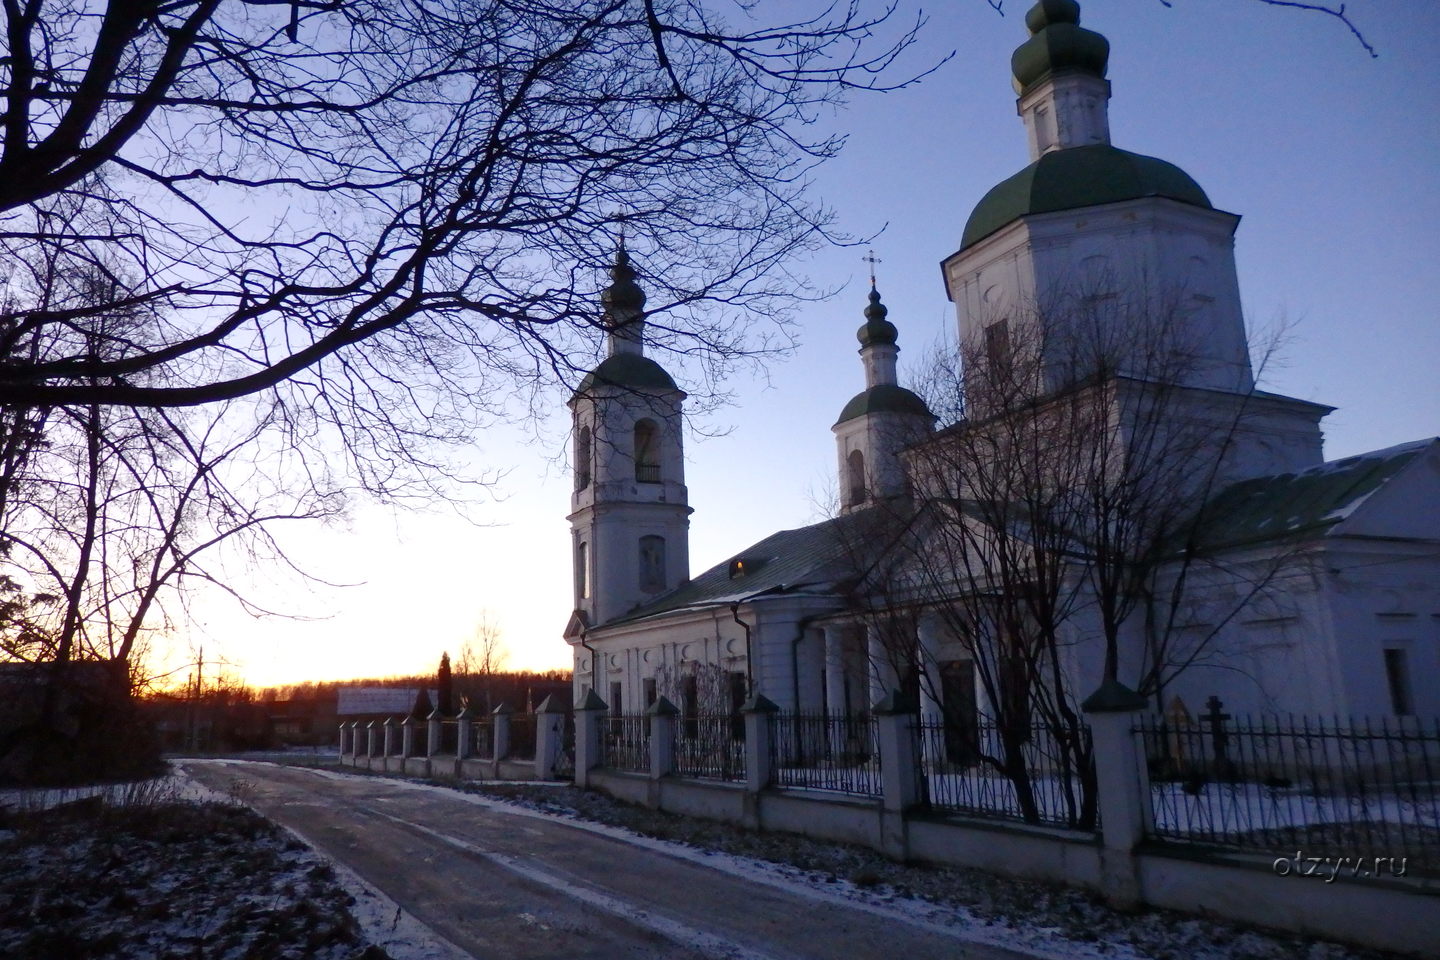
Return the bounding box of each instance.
[1082,678,1151,909]
[400,715,415,758]
[742,694,779,795]
[873,690,921,859]
[492,703,513,761]
[573,690,607,788]
[647,696,678,780]
[456,704,473,760]
[366,721,379,760]
[383,717,397,762]
[534,695,567,780]
[427,708,443,758]
[338,722,350,757]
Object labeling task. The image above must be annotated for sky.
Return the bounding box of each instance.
[170,0,1440,690]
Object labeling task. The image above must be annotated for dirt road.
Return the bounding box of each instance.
[181,761,1045,960]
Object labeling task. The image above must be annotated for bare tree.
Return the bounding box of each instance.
[455,610,509,712]
[828,282,1300,827]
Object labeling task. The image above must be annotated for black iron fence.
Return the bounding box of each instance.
[770,712,881,797]
[604,715,650,773]
[916,714,1096,829]
[1137,712,1440,866]
[471,718,494,759]
[508,713,537,761]
[674,715,746,782]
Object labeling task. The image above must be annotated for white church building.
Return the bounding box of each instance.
[562,0,1440,727]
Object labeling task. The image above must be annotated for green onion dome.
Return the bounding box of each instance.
[1011,0,1109,95]
[856,287,898,347]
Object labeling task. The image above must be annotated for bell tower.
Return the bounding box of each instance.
[832,283,934,513]
[567,246,691,633]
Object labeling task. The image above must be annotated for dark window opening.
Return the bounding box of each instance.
[634,419,661,483]
[643,677,657,708]
[576,541,589,600]
[682,674,699,739]
[728,670,747,740]
[985,319,1011,382]
[1384,648,1413,716]
[847,449,867,506]
[940,660,979,765]
[576,425,592,490]
[610,681,623,716]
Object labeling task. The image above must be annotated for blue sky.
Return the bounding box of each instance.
[182,0,1440,688]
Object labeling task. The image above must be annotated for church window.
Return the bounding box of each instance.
[576,425,592,490]
[682,674,699,739]
[643,677,657,708]
[1383,648,1413,716]
[985,319,1011,383]
[634,419,660,483]
[847,449,867,506]
[639,535,666,592]
[610,682,623,715]
[576,541,590,599]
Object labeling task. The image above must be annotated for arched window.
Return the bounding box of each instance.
[634,419,660,483]
[847,449,867,506]
[576,541,590,600]
[575,425,592,490]
[639,535,666,593]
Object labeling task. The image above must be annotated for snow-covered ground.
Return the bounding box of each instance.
[0,766,466,960]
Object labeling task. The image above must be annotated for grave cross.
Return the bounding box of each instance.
[1202,694,1232,773]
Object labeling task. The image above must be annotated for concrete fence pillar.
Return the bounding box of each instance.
[383,717,397,759]
[1082,679,1152,909]
[534,695,568,780]
[366,721,379,758]
[873,691,921,813]
[742,694,779,794]
[427,709,443,758]
[349,722,362,760]
[874,690,921,860]
[493,703,513,761]
[456,705,474,760]
[573,690,607,788]
[401,716,415,758]
[337,723,350,756]
[647,696,678,780]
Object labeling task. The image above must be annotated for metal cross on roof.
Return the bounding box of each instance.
[862,249,883,287]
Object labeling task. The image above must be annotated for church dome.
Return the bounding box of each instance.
[575,352,679,395]
[960,144,1212,250]
[856,287,898,347]
[1011,0,1109,94]
[834,384,932,426]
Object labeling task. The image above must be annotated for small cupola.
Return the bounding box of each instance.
[602,243,647,355]
[1010,0,1109,95]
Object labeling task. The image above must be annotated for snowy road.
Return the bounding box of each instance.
[180,761,1045,960]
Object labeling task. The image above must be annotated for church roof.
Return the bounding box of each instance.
[600,509,899,627]
[1189,439,1433,551]
[834,384,933,426]
[575,352,679,395]
[958,144,1213,251]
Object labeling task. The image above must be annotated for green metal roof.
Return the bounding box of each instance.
[600,509,900,627]
[835,384,933,426]
[958,144,1212,251]
[575,353,679,396]
[1188,440,1432,551]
